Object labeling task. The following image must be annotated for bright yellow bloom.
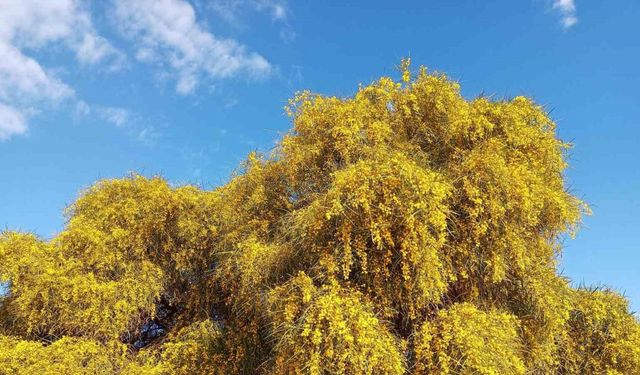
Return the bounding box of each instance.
[1,61,637,374]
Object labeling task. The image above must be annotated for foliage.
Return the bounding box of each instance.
[0,336,126,375]
[268,272,405,374]
[558,289,640,374]
[412,303,525,374]
[1,60,638,374]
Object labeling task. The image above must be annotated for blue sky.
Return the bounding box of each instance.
[0,0,638,310]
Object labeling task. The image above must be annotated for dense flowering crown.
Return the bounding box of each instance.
[1,61,638,374]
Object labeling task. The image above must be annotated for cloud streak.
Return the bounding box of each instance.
[211,0,289,24]
[552,0,578,29]
[0,103,27,140]
[211,0,294,41]
[0,0,278,140]
[113,0,272,95]
[75,103,159,144]
[0,0,123,140]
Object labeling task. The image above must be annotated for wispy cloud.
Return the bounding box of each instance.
[210,0,294,41]
[211,0,289,23]
[0,43,74,104]
[98,106,131,128]
[113,0,272,95]
[77,103,159,144]
[0,0,282,141]
[0,0,124,140]
[552,0,578,29]
[0,103,27,140]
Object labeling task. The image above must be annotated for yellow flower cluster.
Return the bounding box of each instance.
[559,289,640,374]
[0,336,126,375]
[268,273,405,374]
[1,60,638,374]
[413,303,524,374]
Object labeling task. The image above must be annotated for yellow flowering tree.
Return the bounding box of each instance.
[1,60,638,374]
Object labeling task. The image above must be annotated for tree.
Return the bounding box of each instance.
[1,60,638,374]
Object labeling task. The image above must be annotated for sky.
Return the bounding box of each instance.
[0,0,638,310]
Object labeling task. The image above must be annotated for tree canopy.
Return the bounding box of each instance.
[1,61,638,374]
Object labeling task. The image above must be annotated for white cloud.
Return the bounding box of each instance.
[210,1,247,24]
[0,43,74,103]
[254,0,289,21]
[0,42,74,141]
[0,0,280,141]
[113,0,272,95]
[210,0,294,41]
[561,15,578,29]
[98,106,131,128]
[0,0,123,67]
[552,0,578,29]
[211,0,289,24]
[0,0,123,140]
[75,100,91,117]
[553,0,576,13]
[77,103,159,144]
[76,33,124,68]
[0,103,27,140]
